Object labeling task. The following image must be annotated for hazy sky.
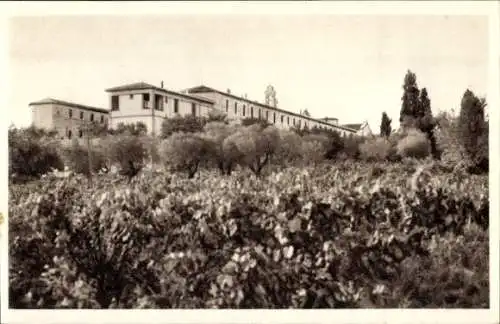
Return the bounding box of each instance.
[8,15,488,130]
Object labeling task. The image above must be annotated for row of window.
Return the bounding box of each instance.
[68,109,106,123]
[225,99,312,127]
[111,94,198,116]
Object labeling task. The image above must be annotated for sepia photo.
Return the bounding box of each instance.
[1,1,499,324]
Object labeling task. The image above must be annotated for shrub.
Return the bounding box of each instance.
[274,130,303,166]
[111,122,148,136]
[60,140,108,175]
[224,124,280,176]
[160,132,211,178]
[203,122,238,175]
[161,115,206,138]
[301,134,330,165]
[397,129,430,159]
[9,127,64,182]
[107,135,148,179]
[359,137,393,162]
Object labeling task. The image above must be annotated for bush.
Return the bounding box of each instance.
[359,137,393,162]
[60,140,108,175]
[9,163,489,308]
[397,129,430,159]
[161,115,206,138]
[301,134,330,165]
[203,122,238,175]
[274,130,303,166]
[9,127,64,182]
[107,135,148,179]
[160,132,211,178]
[224,124,280,176]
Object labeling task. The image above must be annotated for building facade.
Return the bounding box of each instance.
[342,121,373,137]
[29,98,109,139]
[30,82,362,138]
[186,85,356,137]
[105,82,216,136]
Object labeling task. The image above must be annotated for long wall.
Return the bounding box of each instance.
[187,89,356,137]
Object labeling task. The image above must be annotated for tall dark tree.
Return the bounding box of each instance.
[458,89,488,173]
[399,71,440,159]
[399,70,420,128]
[380,112,392,138]
[417,88,439,159]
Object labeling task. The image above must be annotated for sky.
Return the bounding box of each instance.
[8,14,489,132]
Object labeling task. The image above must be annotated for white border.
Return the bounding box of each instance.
[0,1,498,324]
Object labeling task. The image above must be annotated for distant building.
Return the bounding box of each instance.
[322,117,339,126]
[105,82,216,136]
[29,98,109,140]
[30,81,366,138]
[186,85,356,136]
[342,121,373,137]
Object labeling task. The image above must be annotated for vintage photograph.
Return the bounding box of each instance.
[2,2,497,319]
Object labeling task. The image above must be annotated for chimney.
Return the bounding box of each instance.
[161,81,164,88]
[227,88,231,94]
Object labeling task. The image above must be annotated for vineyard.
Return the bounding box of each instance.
[8,161,489,308]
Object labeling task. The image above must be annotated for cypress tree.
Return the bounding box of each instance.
[380,112,392,138]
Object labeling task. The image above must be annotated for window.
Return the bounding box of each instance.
[80,111,84,120]
[165,96,168,103]
[250,107,254,118]
[174,99,179,113]
[298,120,302,128]
[242,105,246,117]
[266,111,269,120]
[129,94,134,99]
[226,100,229,112]
[281,115,284,123]
[100,115,104,123]
[287,116,290,125]
[67,129,72,139]
[90,113,94,122]
[79,129,83,138]
[234,102,238,115]
[293,118,295,126]
[273,112,276,124]
[143,93,150,109]
[111,95,119,111]
[191,103,196,116]
[258,109,262,119]
[68,109,73,118]
[155,94,163,111]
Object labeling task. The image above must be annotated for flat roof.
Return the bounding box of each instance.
[29,98,109,114]
[187,85,357,132]
[105,82,215,104]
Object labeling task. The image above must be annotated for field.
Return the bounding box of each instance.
[8,160,489,308]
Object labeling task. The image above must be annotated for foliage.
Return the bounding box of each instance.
[359,137,393,162]
[458,89,488,174]
[224,125,280,176]
[60,140,108,176]
[160,132,211,178]
[203,122,239,175]
[380,112,392,138]
[9,162,489,308]
[240,118,271,128]
[399,71,439,159]
[107,135,148,179]
[111,122,148,136]
[161,115,206,138]
[9,126,64,182]
[396,129,430,159]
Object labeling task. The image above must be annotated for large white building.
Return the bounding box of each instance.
[31,81,360,138]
